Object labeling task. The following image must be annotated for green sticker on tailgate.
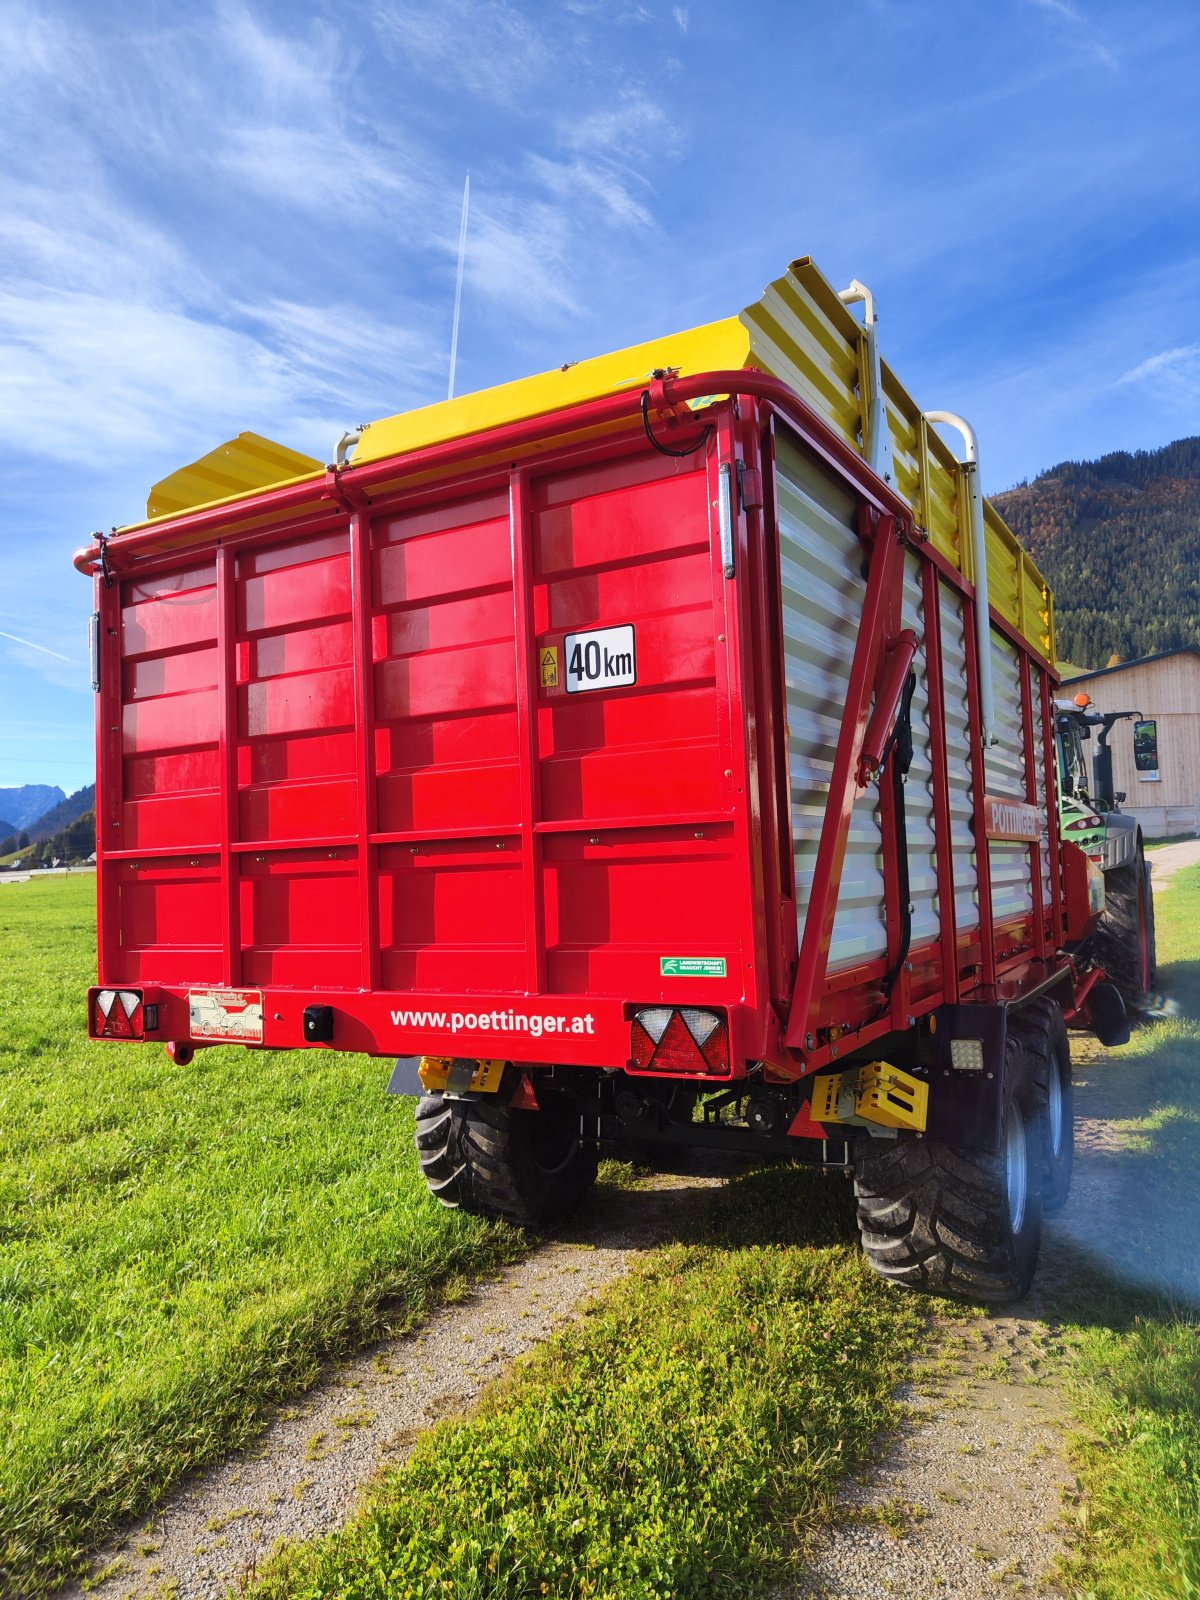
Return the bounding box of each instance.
[660,956,727,977]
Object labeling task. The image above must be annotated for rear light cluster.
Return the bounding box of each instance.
[92,989,155,1039]
[630,1006,730,1076]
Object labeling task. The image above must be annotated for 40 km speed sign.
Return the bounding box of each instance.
[563,624,636,693]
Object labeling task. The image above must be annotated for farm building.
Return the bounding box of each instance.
[1066,646,1200,838]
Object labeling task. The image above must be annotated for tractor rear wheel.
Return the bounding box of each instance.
[1092,850,1153,1014]
[854,1031,1044,1303]
[415,1092,598,1228]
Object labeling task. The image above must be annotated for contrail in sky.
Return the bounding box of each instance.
[0,629,78,664]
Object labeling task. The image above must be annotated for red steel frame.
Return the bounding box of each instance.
[79,370,1069,1082]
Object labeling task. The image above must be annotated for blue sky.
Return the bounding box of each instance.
[2,0,1197,793]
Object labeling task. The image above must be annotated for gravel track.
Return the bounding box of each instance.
[1146,836,1200,889]
[61,1169,727,1600]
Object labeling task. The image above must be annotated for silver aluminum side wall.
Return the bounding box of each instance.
[985,631,1034,921]
[776,435,941,973]
[902,552,939,953]
[776,431,887,970]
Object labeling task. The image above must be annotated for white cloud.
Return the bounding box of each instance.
[565,88,678,160]
[671,6,689,32]
[0,7,86,89]
[465,204,580,318]
[241,297,447,400]
[1115,345,1200,397]
[1027,0,1082,18]
[0,283,426,471]
[216,123,423,212]
[1023,0,1116,68]
[558,1,654,22]
[215,0,349,109]
[528,154,653,227]
[372,0,551,103]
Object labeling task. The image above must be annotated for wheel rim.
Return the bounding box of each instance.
[1004,1102,1028,1235]
[1047,1057,1064,1159]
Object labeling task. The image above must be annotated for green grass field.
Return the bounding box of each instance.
[1053,865,1200,1599]
[0,876,526,1598]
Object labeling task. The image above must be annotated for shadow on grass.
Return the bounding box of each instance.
[548,1154,860,1260]
[1036,943,1200,1327]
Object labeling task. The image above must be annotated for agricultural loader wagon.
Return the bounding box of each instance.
[77,257,1128,1303]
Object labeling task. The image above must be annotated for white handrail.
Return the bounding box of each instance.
[926,410,997,747]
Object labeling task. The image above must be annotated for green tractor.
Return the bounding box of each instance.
[1056,694,1157,1013]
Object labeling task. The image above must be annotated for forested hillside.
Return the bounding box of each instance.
[993,436,1200,670]
[27,783,96,839]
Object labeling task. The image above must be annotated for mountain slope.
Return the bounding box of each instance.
[993,436,1200,671]
[27,784,96,841]
[0,785,64,830]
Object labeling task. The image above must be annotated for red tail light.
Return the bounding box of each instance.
[93,989,153,1039]
[629,1006,730,1076]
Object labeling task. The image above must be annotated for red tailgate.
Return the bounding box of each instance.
[98,424,755,1057]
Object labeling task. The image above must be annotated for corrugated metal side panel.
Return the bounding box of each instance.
[902,552,939,952]
[986,631,1034,921]
[985,633,1027,799]
[939,582,980,931]
[741,275,864,451]
[990,842,1034,922]
[776,431,887,971]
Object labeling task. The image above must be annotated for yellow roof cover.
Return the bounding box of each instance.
[130,257,1053,659]
[147,431,322,519]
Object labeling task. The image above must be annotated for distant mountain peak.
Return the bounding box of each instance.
[0,785,65,831]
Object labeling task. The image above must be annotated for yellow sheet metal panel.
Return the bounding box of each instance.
[351,318,752,467]
[741,259,1052,657]
[146,432,322,519]
[985,512,1022,636]
[907,411,963,568]
[739,261,864,447]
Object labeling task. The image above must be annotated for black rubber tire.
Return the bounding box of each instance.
[1090,852,1152,1014]
[415,1091,598,1228]
[1144,859,1158,992]
[1008,998,1073,1214]
[854,1035,1044,1303]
